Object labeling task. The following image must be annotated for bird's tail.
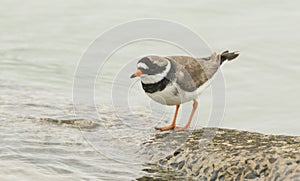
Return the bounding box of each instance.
[220,50,239,65]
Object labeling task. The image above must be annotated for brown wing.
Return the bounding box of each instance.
[167,53,220,92]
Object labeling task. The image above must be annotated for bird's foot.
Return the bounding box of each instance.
[155,124,175,131]
[174,126,189,131]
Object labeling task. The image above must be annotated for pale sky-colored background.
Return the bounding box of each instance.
[0,0,299,180]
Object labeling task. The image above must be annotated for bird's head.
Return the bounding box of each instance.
[130,56,171,84]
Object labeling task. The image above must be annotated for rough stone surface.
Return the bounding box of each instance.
[139,128,300,180]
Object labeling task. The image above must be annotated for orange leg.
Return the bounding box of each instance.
[175,99,198,131]
[155,104,180,131]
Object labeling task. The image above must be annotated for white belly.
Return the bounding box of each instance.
[146,81,210,105]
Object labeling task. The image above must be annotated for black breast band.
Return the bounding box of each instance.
[142,77,170,93]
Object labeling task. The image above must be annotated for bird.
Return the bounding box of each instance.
[130,51,239,131]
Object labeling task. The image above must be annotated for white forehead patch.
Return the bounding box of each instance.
[137,62,149,69]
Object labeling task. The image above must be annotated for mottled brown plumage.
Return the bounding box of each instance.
[167,52,221,92]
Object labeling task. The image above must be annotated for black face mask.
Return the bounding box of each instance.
[138,57,167,75]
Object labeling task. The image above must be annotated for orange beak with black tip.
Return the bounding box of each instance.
[130,69,142,78]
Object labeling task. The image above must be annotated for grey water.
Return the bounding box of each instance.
[0,0,299,180]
